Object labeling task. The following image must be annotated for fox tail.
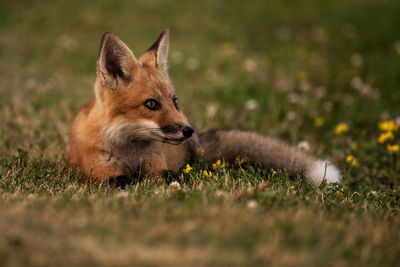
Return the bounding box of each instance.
[199,129,341,185]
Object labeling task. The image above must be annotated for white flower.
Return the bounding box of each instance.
[299,81,311,92]
[315,86,326,99]
[351,76,363,90]
[206,103,218,119]
[351,53,363,67]
[116,191,129,199]
[297,141,310,152]
[215,190,230,200]
[247,200,258,209]
[183,221,196,232]
[287,93,300,104]
[169,181,181,190]
[243,58,257,73]
[312,25,326,42]
[395,116,400,126]
[245,99,259,111]
[186,57,199,70]
[286,111,297,121]
[393,40,400,56]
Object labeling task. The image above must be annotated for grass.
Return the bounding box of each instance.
[1,0,400,266]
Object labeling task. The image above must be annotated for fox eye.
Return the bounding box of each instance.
[144,99,161,110]
[173,97,179,110]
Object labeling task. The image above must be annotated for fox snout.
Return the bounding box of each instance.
[182,126,195,138]
[161,124,195,139]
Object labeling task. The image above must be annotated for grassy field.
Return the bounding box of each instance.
[1,0,400,266]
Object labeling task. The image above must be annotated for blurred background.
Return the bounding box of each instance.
[1,2,400,265]
[1,0,400,184]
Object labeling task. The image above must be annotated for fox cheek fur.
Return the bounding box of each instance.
[104,120,194,148]
[66,30,341,185]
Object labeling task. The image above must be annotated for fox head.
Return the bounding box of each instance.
[95,30,194,146]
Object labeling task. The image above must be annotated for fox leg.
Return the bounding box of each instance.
[145,143,188,178]
[78,151,126,181]
[108,175,133,188]
[147,152,169,178]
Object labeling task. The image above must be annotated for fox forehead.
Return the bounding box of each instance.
[130,65,176,100]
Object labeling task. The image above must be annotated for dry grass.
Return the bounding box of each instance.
[1,0,400,266]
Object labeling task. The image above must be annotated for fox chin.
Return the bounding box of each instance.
[66,30,341,186]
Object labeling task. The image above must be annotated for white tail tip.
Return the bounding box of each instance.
[307,160,342,185]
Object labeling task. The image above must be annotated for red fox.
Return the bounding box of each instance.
[66,30,341,185]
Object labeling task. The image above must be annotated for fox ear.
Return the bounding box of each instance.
[140,29,169,71]
[97,32,137,88]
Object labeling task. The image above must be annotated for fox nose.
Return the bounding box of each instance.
[182,126,195,138]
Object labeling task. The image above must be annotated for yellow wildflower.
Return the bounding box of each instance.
[387,144,399,153]
[296,70,307,81]
[346,155,358,167]
[183,164,192,174]
[377,131,394,144]
[212,160,221,170]
[314,117,324,128]
[378,120,399,132]
[350,143,358,151]
[335,123,349,135]
[197,149,205,159]
[235,156,249,165]
[203,170,212,177]
[220,42,236,56]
